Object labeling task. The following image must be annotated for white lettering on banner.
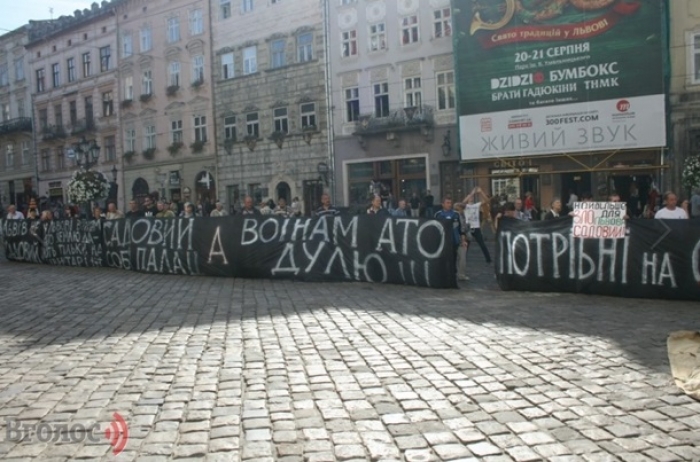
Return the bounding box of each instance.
[598,238,617,282]
[396,219,419,255]
[309,218,331,242]
[377,219,398,254]
[572,203,626,240]
[272,243,300,275]
[511,234,530,276]
[323,246,351,279]
[354,252,387,284]
[642,252,677,288]
[242,219,258,245]
[333,217,358,248]
[208,227,228,265]
[303,242,326,272]
[530,233,550,277]
[260,219,280,244]
[694,240,700,284]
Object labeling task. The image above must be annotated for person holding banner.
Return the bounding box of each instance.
[5,205,24,220]
[655,192,688,220]
[367,195,389,216]
[435,197,468,284]
[315,194,339,217]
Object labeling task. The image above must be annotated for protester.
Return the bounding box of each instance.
[240,196,261,216]
[181,202,196,218]
[26,208,39,220]
[655,192,688,219]
[524,192,538,219]
[156,201,175,218]
[367,195,389,216]
[463,187,492,264]
[544,199,563,220]
[40,210,53,222]
[290,197,302,217]
[628,183,643,218]
[435,197,468,284]
[26,198,40,217]
[391,199,409,217]
[105,203,124,220]
[494,202,517,230]
[566,189,578,214]
[608,192,630,220]
[409,193,421,218]
[125,200,142,219]
[142,197,158,217]
[316,193,339,217]
[424,190,435,218]
[453,203,470,281]
[5,205,24,220]
[691,188,700,218]
[514,198,530,221]
[210,201,228,217]
[273,198,292,217]
[92,206,103,220]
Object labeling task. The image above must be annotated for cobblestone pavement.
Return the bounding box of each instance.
[0,254,699,462]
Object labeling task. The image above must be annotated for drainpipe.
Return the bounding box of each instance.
[114,5,126,210]
[322,0,336,204]
[206,0,220,202]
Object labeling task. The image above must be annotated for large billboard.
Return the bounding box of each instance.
[453,0,666,160]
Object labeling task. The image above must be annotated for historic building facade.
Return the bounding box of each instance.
[0,25,35,209]
[115,0,217,207]
[328,0,457,209]
[26,5,123,209]
[211,0,330,214]
[669,0,700,195]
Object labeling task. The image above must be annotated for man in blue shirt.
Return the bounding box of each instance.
[435,197,468,285]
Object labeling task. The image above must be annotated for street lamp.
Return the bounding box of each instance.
[317,162,329,186]
[72,136,101,170]
[441,130,452,157]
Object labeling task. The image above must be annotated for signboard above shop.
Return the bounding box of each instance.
[452,0,667,160]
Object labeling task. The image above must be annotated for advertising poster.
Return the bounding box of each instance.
[452,0,667,159]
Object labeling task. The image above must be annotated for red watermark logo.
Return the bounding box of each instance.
[5,412,129,456]
[616,100,630,112]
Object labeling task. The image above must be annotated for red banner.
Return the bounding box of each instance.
[478,1,641,50]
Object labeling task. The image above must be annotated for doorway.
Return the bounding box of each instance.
[560,172,591,212]
[303,179,323,217]
[276,182,291,203]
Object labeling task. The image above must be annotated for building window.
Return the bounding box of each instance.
[169,62,181,86]
[297,32,313,62]
[434,8,452,38]
[140,26,152,52]
[0,64,8,86]
[345,87,359,122]
[82,52,91,77]
[41,149,50,172]
[692,32,700,85]
[342,30,357,57]
[369,23,386,51]
[104,136,116,162]
[246,112,259,137]
[1,104,8,122]
[190,9,203,35]
[300,103,316,128]
[5,144,14,168]
[52,63,60,87]
[67,58,76,82]
[143,70,153,95]
[224,116,236,140]
[271,39,286,69]
[171,120,183,143]
[102,91,114,116]
[404,77,422,108]
[374,82,389,118]
[99,46,111,72]
[167,17,180,43]
[21,141,30,166]
[273,107,288,133]
[124,76,134,100]
[85,96,94,124]
[243,46,257,74]
[38,108,48,130]
[192,55,204,83]
[54,104,62,127]
[69,101,77,125]
[437,71,455,110]
[55,147,64,170]
[194,115,207,142]
[14,56,24,81]
[125,129,136,152]
[221,0,231,19]
[17,100,24,118]
[242,0,253,13]
[145,125,156,149]
[221,53,234,79]
[401,15,419,45]
[36,69,45,92]
[122,33,133,57]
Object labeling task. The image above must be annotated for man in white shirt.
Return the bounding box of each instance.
[5,205,24,220]
[463,187,492,264]
[655,192,688,219]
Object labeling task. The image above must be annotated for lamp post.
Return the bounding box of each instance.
[108,165,119,207]
[441,130,452,157]
[317,162,330,186]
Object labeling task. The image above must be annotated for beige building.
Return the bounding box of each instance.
[328,0,457,210]
[26,5,123,210]
[0,25,35,210]
[211,0,330,214]
[115,0,216,208]
[669,0,700,195]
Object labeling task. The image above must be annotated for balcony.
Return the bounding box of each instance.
[41,125,68,141]
[0,117,32,135]
[70,118,96,136]
[353,105,435,149]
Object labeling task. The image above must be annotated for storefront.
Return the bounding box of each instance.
[343,154,429,207]
[457,149,665,217]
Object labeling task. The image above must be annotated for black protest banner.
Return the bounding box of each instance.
[194,215,456,288]
[496,217,700,301]
[41,219,104,267]
[102,217,200,275]
[1,220,43,263]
